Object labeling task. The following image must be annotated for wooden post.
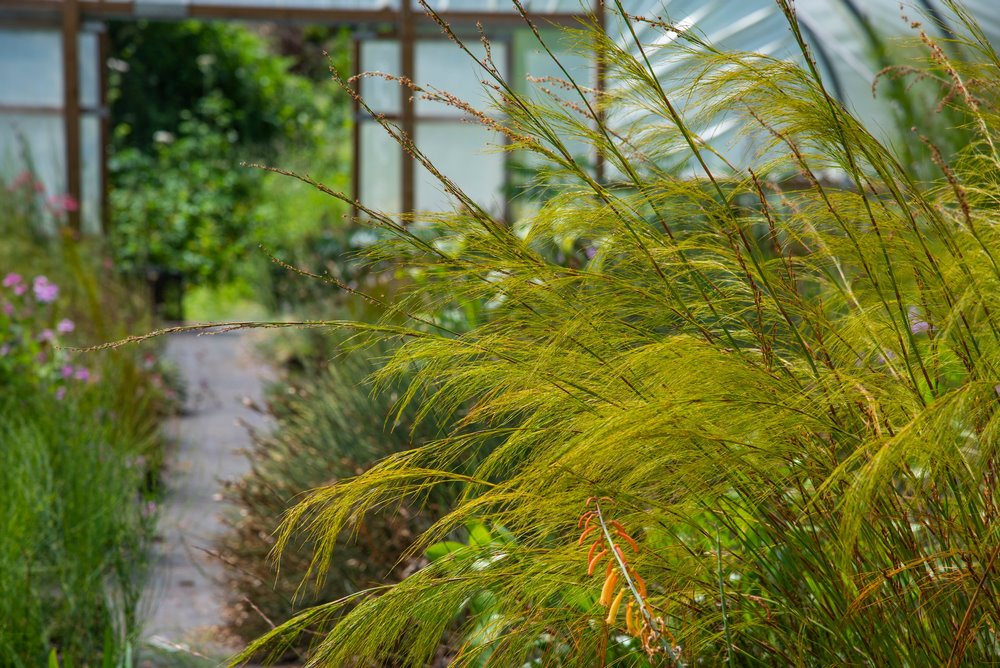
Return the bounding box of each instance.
[400,0,415,216]
[61,0,81,233]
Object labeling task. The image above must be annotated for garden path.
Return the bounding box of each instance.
[142,330,273,666]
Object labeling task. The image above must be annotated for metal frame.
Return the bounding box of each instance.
[0,0,600,233]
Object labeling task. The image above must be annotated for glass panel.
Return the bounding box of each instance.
[81,114,101,235]
[0,113,66,200]
[414,40,507,118]
[414,122,504,216]
[79,32,100,110]
[0,30,63,107]
[359,40,401,115]
[359,121,402,213]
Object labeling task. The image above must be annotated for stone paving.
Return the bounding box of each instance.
[142,331,272,666]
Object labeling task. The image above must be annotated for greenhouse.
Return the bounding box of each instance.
[3,0,997,233]
[4,0,1000,665]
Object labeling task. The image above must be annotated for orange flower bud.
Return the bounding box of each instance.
[605,588,626,625]
[599,568,619,606]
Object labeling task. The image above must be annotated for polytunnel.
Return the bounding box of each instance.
[0,0,996,228]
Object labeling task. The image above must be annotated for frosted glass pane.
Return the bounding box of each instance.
[81,114,102,235]
[414,40,506,118]
[0,114,66,199]
[414,123,504,215]
[79,32,100,110]
[516,31,592,101]
[359,122,401,213]
[0,30,62,107]
[359,40,401,115]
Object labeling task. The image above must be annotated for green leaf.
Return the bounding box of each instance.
[425,541,466,562]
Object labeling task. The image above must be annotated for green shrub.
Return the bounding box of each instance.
[108,20,352,295]
[240,2,1000,666]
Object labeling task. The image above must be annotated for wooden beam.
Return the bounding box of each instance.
[62,0,81,233]
[400,0,415,216]
[0,0,589,27]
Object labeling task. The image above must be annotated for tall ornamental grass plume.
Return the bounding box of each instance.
[237,1,1000,665]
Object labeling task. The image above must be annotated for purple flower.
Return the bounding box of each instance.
[57,318,75,334]
[74,367,90,382]
[32,276,58,303]
[61,365,75,379]
[2,273,22,288]
[0,343,9,356]
[55,387,66,401]
[2,302,12,316]
[38,329,55,343]
[908,306,930,334]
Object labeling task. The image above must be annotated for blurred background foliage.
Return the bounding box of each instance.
[107,20,354,316]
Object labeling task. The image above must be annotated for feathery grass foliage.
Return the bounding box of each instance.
[241,2,1000,665]
[219,338,460,659]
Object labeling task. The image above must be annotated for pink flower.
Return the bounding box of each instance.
[55,387,66,401]
[2,273,22,288]
[61,365,75,379]
[46,193,79,215]
[2,302,12,316]
[74,367,90,382]
[32,276,58,303]
[0,343,9,356]
[38,328,55,343]
[57,318,75,333]
[7,170,32,192]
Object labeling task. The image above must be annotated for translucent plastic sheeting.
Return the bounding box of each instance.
[359,122,402,212]
[81,114,101,234]
[79,32,100,110]
[0,113,66,198]
[0,30,63,107]
[414,123,505,215]
[359,40,401,115]
[414,40,507,117]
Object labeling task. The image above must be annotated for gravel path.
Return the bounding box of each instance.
[142,331,272,666]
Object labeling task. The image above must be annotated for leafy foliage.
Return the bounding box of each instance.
[239,1,1000,666]
[108,22,352,287]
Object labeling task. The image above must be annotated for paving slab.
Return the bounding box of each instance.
[142,330,272,666]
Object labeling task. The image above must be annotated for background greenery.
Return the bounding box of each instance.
[0,174,174,666]
[107,20,353,314]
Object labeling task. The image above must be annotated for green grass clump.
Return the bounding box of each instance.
[0,170,172,666]
[0,385,158,666]
[238,1,1000,665]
